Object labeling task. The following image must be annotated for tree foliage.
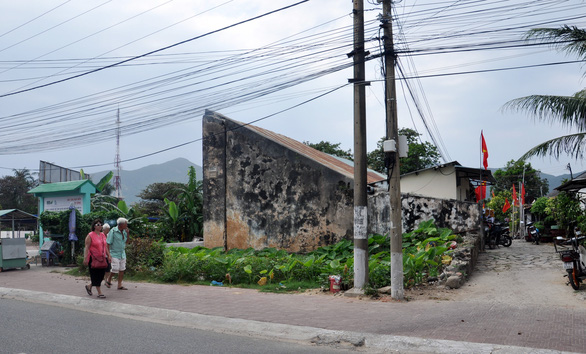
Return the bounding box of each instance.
[492,160,549,203]
[304,141,353,160]
[486,190,513,222]
[0,169,38,214]
[135,182,184,216]
[545,191,584,231]
[366,128,441,175]
[147,167,203,242]
[503,26,586,160]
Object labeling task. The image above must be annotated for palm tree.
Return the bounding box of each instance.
[503,26,586,160]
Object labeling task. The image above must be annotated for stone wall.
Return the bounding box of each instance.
[203,111,483,253]
[203,111,355,252]
[368,191,482,235]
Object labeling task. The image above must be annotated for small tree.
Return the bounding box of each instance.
[304,141,353,160]
[0,168,38,214]
[492,160,549,203]
[545,191,584,233]
[487,190,514,222]
[174,166,203,241]
[135,182,184,216]
[367,128,441,175]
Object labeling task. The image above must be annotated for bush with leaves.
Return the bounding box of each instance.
[125,238,165,275]
[545,192,583,232]
[157,220,457,290]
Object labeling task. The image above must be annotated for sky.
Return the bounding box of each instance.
[1,0,586,183]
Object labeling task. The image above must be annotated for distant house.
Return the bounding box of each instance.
[555,171,586,194]
[398,161,495,202]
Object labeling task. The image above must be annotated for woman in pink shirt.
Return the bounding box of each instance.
[83,219,111,298]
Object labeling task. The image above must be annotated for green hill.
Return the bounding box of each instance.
[90,158,202,204]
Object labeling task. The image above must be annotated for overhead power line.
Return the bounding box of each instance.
[0,0,310,98]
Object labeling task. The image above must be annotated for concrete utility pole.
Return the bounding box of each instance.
[381,0,404,300]
[114,109,122,199]
[351,0,369,291]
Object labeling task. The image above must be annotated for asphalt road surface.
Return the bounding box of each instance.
[0,298,360,354]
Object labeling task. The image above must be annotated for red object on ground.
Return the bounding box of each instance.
[329,275,341,293]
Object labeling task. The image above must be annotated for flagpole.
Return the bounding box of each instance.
[479,131,482,194]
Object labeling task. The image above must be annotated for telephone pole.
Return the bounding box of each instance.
[351,0,369,292]
[114,109,122,199]
[381,0,404,300]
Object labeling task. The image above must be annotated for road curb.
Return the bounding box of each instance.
[0,287,574,354]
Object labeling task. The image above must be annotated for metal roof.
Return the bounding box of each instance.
[555,171,586,193]
[241,120,386,184]
[27,179,97,194]
[0,209,38,221]
[400,161,496,184]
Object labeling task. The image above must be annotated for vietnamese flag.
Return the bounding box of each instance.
[521,183,525,206]
[502,198,511,213]
[512,185,518,206]
[481,131,489,170]
[475,183,486,201]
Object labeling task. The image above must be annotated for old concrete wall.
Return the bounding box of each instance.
[203,111,355,252]
[202,113,228,249]
[368,191,482,235]
[203,111,482,252]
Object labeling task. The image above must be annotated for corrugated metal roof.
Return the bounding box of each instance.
[28,179,96,194]
[241,121,386,184]
[0,209,38,220]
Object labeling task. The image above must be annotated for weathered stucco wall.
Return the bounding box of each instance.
[203,111,482,252]
[203,111,354,252]
[368,191,482,235]
[202,112,227,250]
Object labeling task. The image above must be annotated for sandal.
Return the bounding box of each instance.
[117,286,128,290]
[104,281,111,288]
[97,294,106,298]
[85,285,92,296]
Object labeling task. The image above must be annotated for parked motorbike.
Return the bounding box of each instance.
[498,225,513,247]
[525,222,540,244]
[486,222,512,249]
[554,235,586,290]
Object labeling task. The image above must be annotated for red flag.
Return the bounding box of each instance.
[502,198,511,213]
[512,185,518,206]
[521,183,525,206]
[481,131,489,170]
[475,184,486,201]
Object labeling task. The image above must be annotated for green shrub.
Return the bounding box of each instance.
[146,219,456,290]
[126,238,165,275]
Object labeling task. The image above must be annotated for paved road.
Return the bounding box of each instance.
[0,298,359,354]
[1,239,585,353]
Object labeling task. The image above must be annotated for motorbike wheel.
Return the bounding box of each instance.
[502,236,512,247]
[568,267,581,290]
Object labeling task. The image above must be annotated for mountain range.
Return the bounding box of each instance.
[90,158,202,204]
[89,158,574,204]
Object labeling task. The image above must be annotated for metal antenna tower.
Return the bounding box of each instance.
[114,109,122,199]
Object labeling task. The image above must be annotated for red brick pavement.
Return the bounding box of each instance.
[1,265,585,353]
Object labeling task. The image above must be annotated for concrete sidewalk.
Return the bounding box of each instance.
[0,264,584,353]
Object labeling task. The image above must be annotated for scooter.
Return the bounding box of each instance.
[554,235,586,290]
[525,222,540,244]
[485,222,512,248]
[498,225,513,247]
